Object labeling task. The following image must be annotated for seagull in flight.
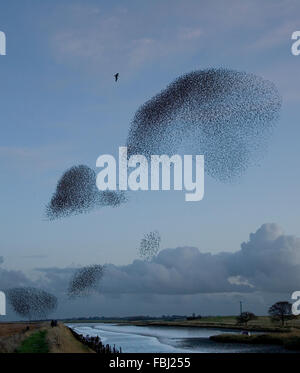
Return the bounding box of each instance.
[114,73,119,82]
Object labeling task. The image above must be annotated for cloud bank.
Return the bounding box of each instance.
[1,223,299,318]
[101,223,300,295]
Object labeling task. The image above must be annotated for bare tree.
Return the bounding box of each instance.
[268,301,293,327]
[236,312,257,326]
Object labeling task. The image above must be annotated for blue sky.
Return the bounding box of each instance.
[0,0,300,317]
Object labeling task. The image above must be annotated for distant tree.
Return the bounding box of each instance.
[236,312,257,326]
[268,301,293,327]
[186,313,202,321]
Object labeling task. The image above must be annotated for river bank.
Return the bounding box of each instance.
[210,330,300,351]
[125,320,289,333]
[65,315,300,333]
[0,322,93,353]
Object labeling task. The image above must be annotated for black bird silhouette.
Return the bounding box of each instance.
[114,73,119,82]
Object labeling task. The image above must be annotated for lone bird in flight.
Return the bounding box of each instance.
[114,73,119,82]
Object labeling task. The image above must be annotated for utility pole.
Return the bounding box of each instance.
[240,301,243,315]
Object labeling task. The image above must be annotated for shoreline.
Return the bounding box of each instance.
[209,331,300,351]
[130,322,284,333]
[112,320,294,333]
[63,315,300,334]
[64,318,298,333]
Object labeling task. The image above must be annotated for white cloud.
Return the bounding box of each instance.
[178,28,202,41]
[228,276,254,288]
[47,0,300,83]
[249,22,299,51]
[100,224,300,295]
[50,3,207,73]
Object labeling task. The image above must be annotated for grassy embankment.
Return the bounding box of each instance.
[0,322,44,353]
[16,330,49,353]
[210,331,300,351]
[0,322,94,353]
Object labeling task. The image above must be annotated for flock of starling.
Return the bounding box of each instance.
[6,287,58,320]
[138,231,161,261]
[68,264,105,298]
[127,68,281,182]
[47,68,281,219]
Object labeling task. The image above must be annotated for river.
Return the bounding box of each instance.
[67,323,288,353]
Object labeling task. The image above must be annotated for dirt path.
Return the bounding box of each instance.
[46,323,94,353]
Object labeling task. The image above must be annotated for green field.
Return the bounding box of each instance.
[16,330,49,353]
[122,316,300,332]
